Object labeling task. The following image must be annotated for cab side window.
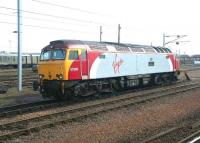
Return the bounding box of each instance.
[69,50,79,60]
[81,50,86,60]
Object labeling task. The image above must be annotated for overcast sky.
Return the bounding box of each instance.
[0,0,199,55]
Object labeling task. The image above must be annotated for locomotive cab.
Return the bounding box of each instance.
[39,49,66,80]
[37,41,89,98]
[38,48,88,81]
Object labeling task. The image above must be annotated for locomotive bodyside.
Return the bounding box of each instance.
[89,53,178,79]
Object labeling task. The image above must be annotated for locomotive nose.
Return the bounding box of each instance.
[38,62,65,80]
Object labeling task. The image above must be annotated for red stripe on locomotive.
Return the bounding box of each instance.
[168,54,179,70]
[68,51,101,80]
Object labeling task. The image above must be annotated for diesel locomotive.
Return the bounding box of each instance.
[35,40,180,99]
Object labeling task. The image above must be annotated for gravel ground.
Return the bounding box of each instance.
[188,70,200,79]
[8,85,200,143]
[0,87,42,107]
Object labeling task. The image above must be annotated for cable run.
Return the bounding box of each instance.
[31,0,114,18]
[0,6,111,26]
[0,12,90,27]
[0,21,96,33]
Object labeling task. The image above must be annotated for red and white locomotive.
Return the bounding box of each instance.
[36,40,180,99]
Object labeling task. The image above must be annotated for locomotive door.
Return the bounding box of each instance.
[80,49,88,79]
[68,49,81,80]
[68,49,88,80]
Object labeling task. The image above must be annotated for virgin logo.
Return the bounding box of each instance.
[112,54,123,74]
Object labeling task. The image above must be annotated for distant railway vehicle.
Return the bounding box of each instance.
[191,55,200,64]
[179,54,193,65]
[179,54,200,65]
[35,40,180,99]
[0,52,40,68]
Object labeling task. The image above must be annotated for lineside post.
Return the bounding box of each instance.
[17,0,22,92]
[118,24,121,44]
[100,26,102,42]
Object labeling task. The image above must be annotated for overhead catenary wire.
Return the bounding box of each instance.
[31,0,114,18]
[0,21,97,33]
[0,12,91,27]
[0,6,112,26]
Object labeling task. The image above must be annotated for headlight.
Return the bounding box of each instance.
[39,74,44,79]
[56,74,63,80]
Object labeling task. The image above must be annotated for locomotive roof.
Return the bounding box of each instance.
[42,40,172,53]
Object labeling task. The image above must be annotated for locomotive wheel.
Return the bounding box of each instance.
[154,75,163,85]
[112,79,121,91]
[172,74,178,81]
[56,88,73,100]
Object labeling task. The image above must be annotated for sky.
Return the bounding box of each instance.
[0,0,199,55]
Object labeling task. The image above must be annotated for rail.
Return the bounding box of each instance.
[141,120,200,143]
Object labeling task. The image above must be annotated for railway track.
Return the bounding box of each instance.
[0,99,58,118]
[141,120,200,143]
[0,74,37,81]
[178,129,200,143]
[188,67,200,71]
[180,65,200,71]
[0,81,199,141]
[0,80,192,118]
[1,79,36,88]
[0,69,37,88]
[0,70,35,77]
[0,68,32,73]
